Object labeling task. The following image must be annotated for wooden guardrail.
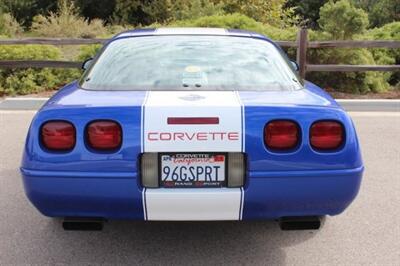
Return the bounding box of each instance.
[0,38,106,45]
[0,29,399,79]
[294,29,400,78]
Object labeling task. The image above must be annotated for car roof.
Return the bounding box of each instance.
[112,27,270,41]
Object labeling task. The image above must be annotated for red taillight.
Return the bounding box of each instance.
[86,121,122,150]
[310,121,344,150]
[41,121,75,151]
[265,120,299,150]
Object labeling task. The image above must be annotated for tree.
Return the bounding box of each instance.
[1,0,57,27]
[169,0,224,21]
[74,0,116,22]
[284,0,329,29]
[112,0,227,26]
[214,0,291,27]
[308,0,388,93]
[112,0,172,25]
[318,0,369,40]
[351,0,400,28]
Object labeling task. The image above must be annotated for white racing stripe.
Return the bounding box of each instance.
[155,28,228,35]
[142,91,244,221]
[143,91,243,152]
[235,90,245,152]
[145,188,242,221]
[140,91,150,153]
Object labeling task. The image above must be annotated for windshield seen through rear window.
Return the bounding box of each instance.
[80,35,302,91]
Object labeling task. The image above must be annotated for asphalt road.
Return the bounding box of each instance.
[0,111,399,265]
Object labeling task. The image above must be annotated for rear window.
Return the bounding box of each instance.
[81,35,302,91]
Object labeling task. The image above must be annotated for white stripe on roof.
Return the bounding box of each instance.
[155,28,228,35]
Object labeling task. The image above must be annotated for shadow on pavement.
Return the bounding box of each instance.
[42,219,317,265]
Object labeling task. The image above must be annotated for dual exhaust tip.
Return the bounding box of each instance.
[62,217,104,231]
[278,216,322,231]
[62,216,322,231]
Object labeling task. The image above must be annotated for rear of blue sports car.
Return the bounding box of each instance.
[20,28,363,230]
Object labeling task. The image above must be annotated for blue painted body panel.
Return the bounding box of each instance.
[21,30,364,220]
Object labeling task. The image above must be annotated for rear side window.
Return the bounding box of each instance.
[81,35,301,91]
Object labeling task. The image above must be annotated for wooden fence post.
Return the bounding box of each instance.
[296,28,308,80]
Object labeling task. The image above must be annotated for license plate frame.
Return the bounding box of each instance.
[158,152,228,188]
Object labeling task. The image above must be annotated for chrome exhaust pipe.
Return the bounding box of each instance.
[62,217,104,231]
[279,216,322,230]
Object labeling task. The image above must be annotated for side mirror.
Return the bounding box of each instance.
[82,58,93,71]
[290,61,299,71]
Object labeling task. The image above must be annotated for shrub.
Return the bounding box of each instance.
[107,24,130,35]
[353,0,400,28]
[77,44,102,61]
[367,22,400,62]
[366,22,400,87]
[0,45,60,60]
[169,0,225,21]
[318,0,369,40]
[0,45,81,96]
[306,0,390,93]
[169,13,297,40]
[216,0,294,28]
[0,13,23,37]
[307,47,390,93]
[31,0,108,38]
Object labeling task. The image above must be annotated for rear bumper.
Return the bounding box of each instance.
[21,166,363,220]
[243,167,363,219]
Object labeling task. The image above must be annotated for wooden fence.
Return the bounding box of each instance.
[0,28,399,79]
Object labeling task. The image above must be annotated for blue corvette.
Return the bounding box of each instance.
[21,28,363,230]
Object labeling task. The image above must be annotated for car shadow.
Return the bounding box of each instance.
[45,219,318,265]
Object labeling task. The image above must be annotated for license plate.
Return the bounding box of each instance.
[159,153,226,188]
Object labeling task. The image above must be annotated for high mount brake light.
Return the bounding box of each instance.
[167,117,219,125]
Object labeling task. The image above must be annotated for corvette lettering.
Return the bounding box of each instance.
[143,91,243,152]
[147,132,239,141]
